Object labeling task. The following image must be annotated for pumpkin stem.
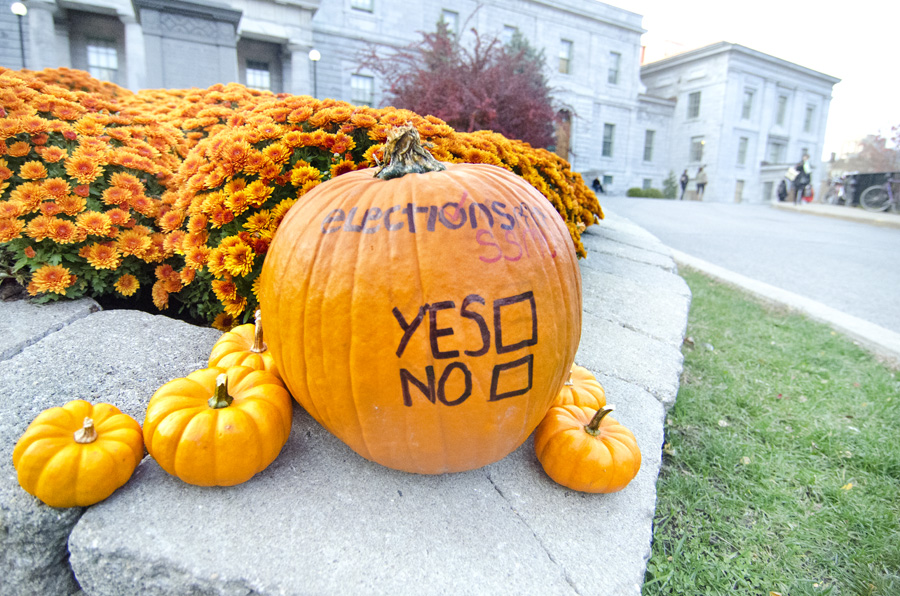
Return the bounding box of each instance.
[585,405,615,437]
[374,124,446,180]
[251,309,267,353]
[564,369,574,386]
[74,417,98,444]
[208,373,234,409]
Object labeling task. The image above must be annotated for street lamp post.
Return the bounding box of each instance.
[11,2,27,69]
[308,49,320,98]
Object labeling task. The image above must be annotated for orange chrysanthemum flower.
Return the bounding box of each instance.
[158,209,184,232]
[18,160,48,180]
[80,241,121,270]
[151,280,169,310]
[25,215,53,241]
[76,210,112,236]
[101,186,132,207]
[330,159,357,178]
[245,180,273,207]
[43,177,70,199]
[210,277,236,301]
[117,228,152,257]
[223,178,247,195]
[39,202,62,216]
[106,208,131,226]
[180,266,196,286]
[222,294,248,318]
[74,116,106,136]
[184,246,210,269]
[0,201,21,218]
[64,154,104,184]
[0,217,24,242]
[224,189,251,217]
[130,194,158,218]
[7,141,31,158]
[27,264,76,296]
[49,218,82,244]
[224,242,255,277]
[211,312,237,332]
[243,211,271,233]
[290,164,322,188]
[56,194,87,216]
[108,172,144,196]
[206,247,229,277]
[114,274,139,297]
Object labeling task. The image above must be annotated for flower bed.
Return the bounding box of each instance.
[1,67,602,327]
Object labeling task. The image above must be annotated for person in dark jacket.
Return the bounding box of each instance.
[792,154,811,203]
[679,170,689,200]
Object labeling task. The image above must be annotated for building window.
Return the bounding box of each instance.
[351,0,373,11]
[86,39,118,82]
[737,137,749,165]
[608,51,621,85]
[602,174,613,188]
[804,104,816,133]
[763,181,774,201]
[741,89,753,119]
[776,95,788,126]
[642,178,653,190]
[602,123,615,157]
[643,129,655,162]
[244,61,271,91]
[351,74,374,106]
[559,39,573,74]
[441,9,459,34]
[767,140,786,163]
[501,25,518,45]
[687,91,701,118]
[690,136,705,162]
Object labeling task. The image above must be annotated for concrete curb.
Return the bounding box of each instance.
[672,249,900,368]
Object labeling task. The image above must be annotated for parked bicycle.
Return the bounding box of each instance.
[859,174,900,212]
[823,174,855,206]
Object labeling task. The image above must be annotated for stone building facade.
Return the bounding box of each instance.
[1,0,837,202]
[641,42,840,202]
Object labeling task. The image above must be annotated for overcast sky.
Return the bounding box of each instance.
[610,0,899,159]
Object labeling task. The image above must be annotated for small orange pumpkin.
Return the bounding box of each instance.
[12,400,144,507]
[534,404,641,493]
[553,364,606,409]
[142,366,292,486]
[208,309,279,377]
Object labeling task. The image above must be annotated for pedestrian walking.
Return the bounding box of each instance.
[695,167,708,200]
[591,177,605,195]
[679,169,689,200]
[791,154,812,204]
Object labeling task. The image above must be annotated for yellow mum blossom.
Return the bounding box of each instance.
[27,264,76,296]
[114,274,139,297]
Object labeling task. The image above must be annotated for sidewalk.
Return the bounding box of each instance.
[771,201,900,229]
[0,212,690,595]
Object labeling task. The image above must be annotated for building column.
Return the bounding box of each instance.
[287,43,315,97]
[25,0,57,70]
[121,15,146,91]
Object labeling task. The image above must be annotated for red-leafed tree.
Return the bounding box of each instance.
[358,21,557,148]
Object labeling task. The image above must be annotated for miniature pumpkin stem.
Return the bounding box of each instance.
[208,373,234,409]
[74,417,98,444]
[251,309,267,353]
[564,370,574,386]
[374,124,446,180]
[585,405,615,437]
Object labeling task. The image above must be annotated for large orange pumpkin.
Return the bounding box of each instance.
[260,125,582,474]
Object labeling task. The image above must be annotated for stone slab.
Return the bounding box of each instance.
[0,297,100,361]
[0,309,221,595]
[69,372,664,596]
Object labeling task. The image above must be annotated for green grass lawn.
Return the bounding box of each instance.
[643,268,900,596]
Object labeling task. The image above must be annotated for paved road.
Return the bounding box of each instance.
[598,196,900,335]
